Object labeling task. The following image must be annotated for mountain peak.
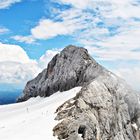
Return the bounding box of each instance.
[17,45,105,102]
[62,45,87,53]
[62,44,79,50]
[16,45,140,140]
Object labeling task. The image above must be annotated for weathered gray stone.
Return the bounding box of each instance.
[53,73,140,140]
[17,45,105,102]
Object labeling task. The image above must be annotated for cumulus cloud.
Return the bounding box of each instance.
[0,42,41,84]
[0,42,32,63]
[11,35,35,44]
[0,42,61,85]
[31,19,69,39]
[0,0,21,9]
[0,61,39,84]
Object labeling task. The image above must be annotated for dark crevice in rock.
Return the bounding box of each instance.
[78,125,86,138]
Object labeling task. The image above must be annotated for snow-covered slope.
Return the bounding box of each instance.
[0,87,81,140]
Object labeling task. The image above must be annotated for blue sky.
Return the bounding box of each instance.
[0,0,76,59]
[0,0,140,90]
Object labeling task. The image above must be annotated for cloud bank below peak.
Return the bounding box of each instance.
[0,42,41,85]
[0,42,60,86]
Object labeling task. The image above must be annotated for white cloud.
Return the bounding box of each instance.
[0,0,21,9]
[11,35,35,44]
[0,42,41,84]
[0,42,61,85]
[31,19,69,39]
[31,18,83,40]
[0,61,40,84]
[52,0,140,61]
[81,19,140,61]
[0,42,32,63]
[57,0,140,18]
[0,27,9,34]
[104,0,140,19]
[98,25,140,50]
[85,46,140,61]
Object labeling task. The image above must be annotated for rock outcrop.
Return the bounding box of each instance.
[17,45,106,102]
[53,73,140,140]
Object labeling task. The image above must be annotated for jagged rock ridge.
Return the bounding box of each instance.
[53,72,140,140]
[17,45,106,102]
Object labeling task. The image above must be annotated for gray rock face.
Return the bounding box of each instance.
[53,73,140,140]
[17,45,105,102]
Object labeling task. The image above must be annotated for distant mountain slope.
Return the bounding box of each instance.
[0,90,22,105]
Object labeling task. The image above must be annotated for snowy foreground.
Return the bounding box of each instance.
[0,87,81,140]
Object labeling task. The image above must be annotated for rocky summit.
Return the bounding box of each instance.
[18,45,140,140]
[17,45,105,102]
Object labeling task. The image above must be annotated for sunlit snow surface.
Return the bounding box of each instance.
[0,87,81,140]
